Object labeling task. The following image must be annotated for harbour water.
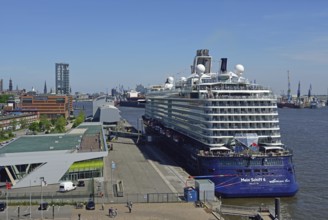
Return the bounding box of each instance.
[119,106,328,220]
[73,100,93,117]
[76,103,328,219]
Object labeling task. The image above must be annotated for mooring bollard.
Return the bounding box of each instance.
[275,198,281,220]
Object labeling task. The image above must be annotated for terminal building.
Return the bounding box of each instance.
[0,122,108,188]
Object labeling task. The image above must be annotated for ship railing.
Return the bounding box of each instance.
[208,84,271,91]
[198,150,233,157]
[198,150,292,158]
[264,151,292,156]
[202,95,277,100]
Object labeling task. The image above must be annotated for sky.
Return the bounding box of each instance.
[1,0,328,95]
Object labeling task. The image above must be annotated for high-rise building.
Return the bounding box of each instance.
[0,79,3,92]
[9,78,13,91]
[55,63,70,95]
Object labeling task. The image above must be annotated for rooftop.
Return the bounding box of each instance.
[0,122,104,154]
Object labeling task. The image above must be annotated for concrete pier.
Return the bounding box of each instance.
[98,137,214,219]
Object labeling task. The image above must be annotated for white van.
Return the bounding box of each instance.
[59,181,77,192]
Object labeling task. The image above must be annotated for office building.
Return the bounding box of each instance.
[9,78,13,91]
[19,94,73,119]
[55,63,70,95]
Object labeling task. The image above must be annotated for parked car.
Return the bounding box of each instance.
[86,200,95,210]
[38,202,49,210]
[59,181,77,192]
[77,180,85,187]
[0,202,6,211]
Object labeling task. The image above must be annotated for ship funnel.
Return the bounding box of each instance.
[220,58,228,72]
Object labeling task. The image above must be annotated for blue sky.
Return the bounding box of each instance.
[1,0,328,95]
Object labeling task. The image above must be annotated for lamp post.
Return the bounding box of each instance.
[30,180,32,220]
[111,161,116,194]
[6,191,8,220]
[40,177,44,219]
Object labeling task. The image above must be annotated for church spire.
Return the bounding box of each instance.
[44,81,47,94]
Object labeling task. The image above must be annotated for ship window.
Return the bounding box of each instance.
[236,169,243,176]
[254,169,261,175]
[265,158,283,166]
[249,158,262,166]
[262,169,269,175]
[208,168,215,173]
[244,169,251,176]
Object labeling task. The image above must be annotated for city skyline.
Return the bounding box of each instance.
[1,1,328,95]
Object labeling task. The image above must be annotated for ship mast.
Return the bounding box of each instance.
[297,81,301,101]
[287,71,291,103]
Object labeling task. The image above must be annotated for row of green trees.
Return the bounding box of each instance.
[72,111,85,128]
[28,112,85,134]
[0,94,11,103]
[0,111,86,141]
[28,115,66,134]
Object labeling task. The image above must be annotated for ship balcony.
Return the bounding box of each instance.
[210,124,280,129]
[201,94,276,100]
[210,130,280,137]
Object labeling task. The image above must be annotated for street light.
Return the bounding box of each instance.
[6,191,8,220]
[29,180,32,220]
[111,161,116,194]
[40,177,45,219]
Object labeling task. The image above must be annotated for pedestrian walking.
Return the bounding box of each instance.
[126,201,132,213]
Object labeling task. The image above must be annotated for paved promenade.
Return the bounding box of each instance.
[71,203,217,220]
[90,137,216,220]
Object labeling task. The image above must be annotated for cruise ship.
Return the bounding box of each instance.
[143,49,299,198]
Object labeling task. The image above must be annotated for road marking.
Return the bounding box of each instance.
[147,159,178,193]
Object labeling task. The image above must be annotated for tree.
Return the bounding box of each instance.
[10,119,18,131]
[50,118,57,126]
[39,115,52,132]
[20,118,28,129]
[72,111,85,128]
[0,129,5,140]
[0,95,11,103]
[29,122,39,133]
[54,116,66,133]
